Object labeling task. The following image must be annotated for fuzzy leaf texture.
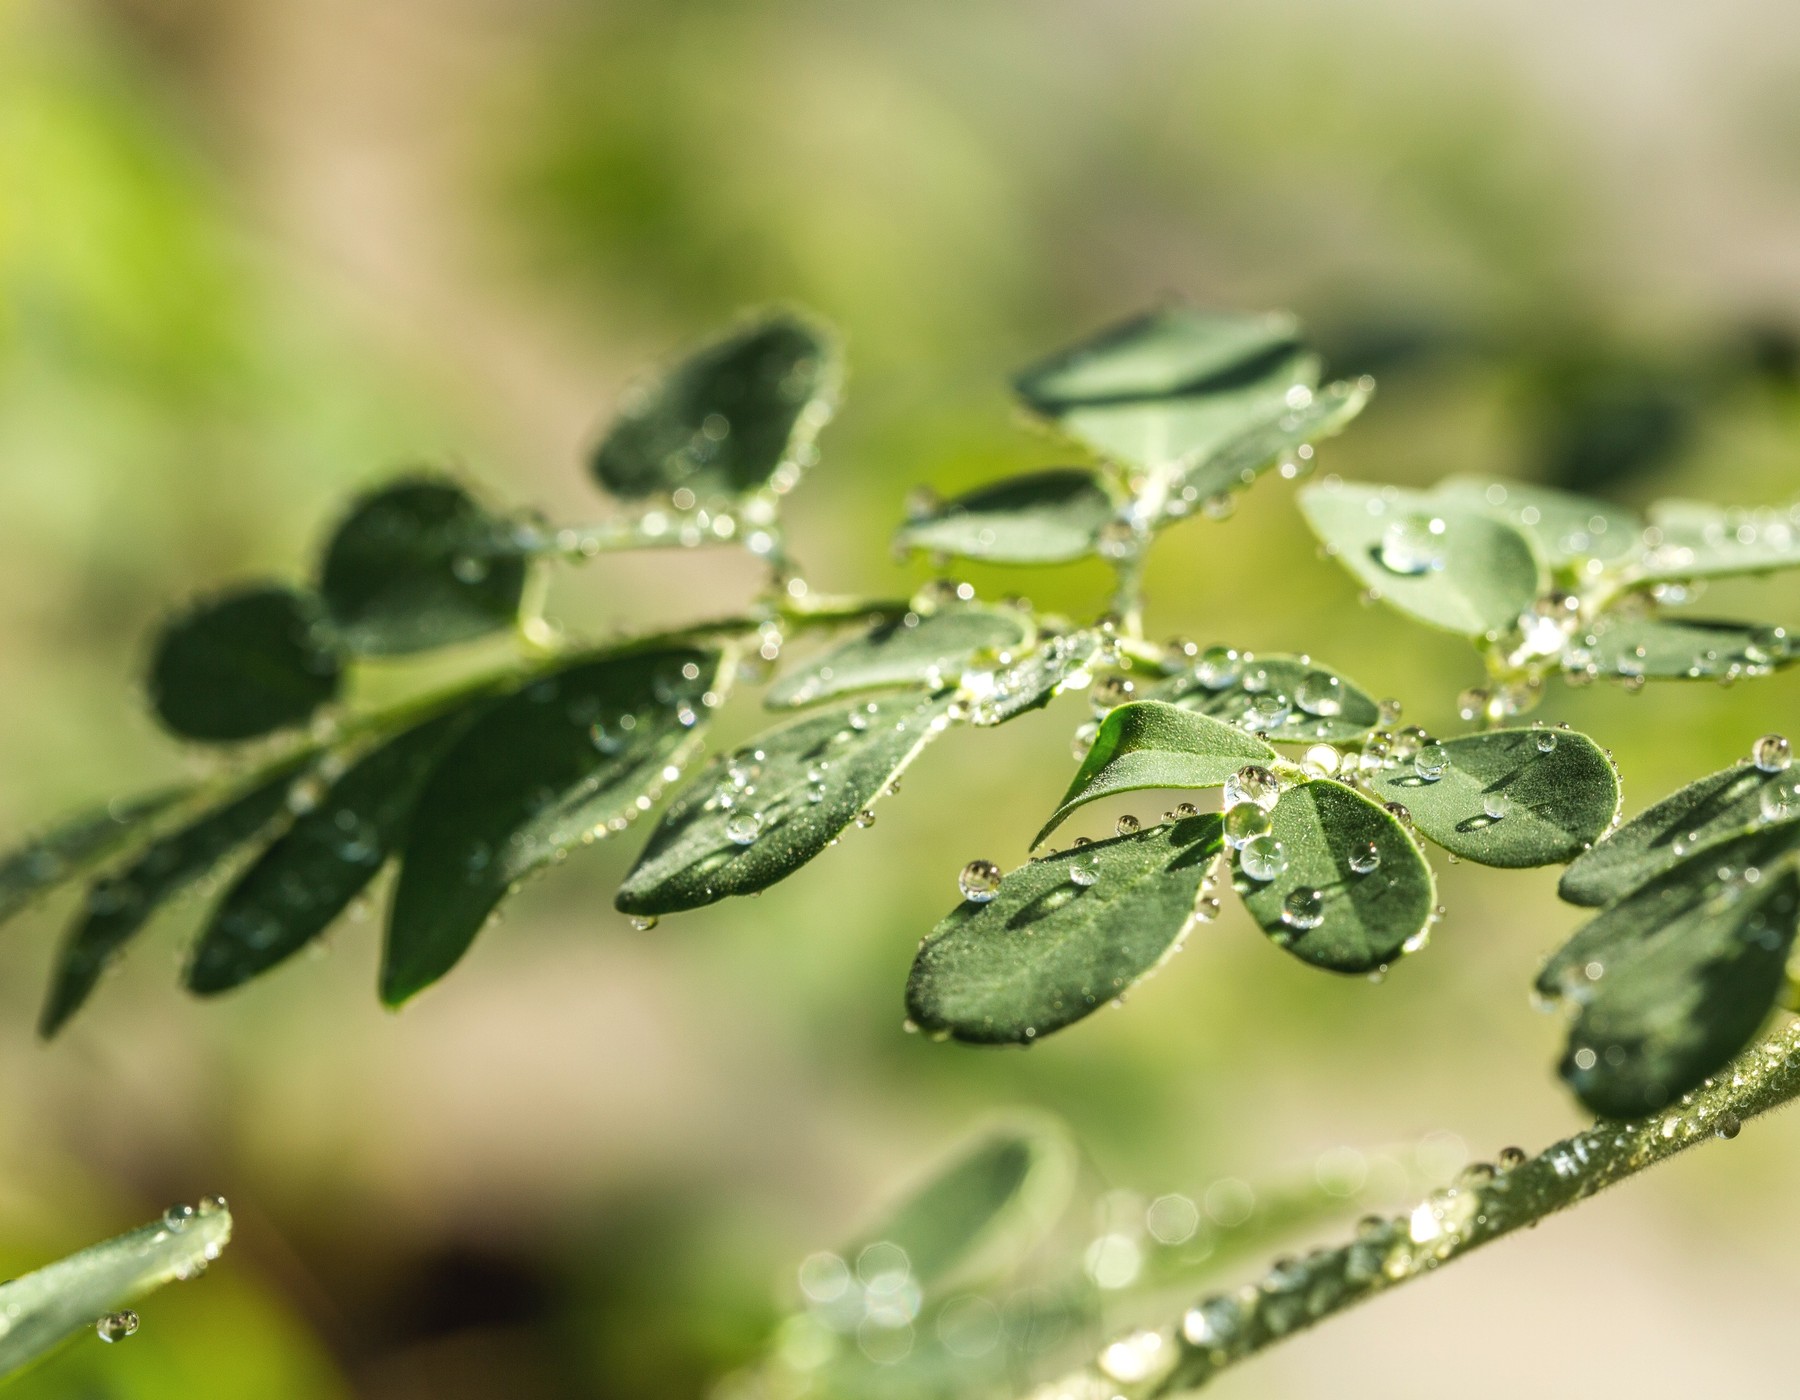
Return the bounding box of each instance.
[765,606,1026,709]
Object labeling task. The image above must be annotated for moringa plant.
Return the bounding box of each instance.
[4,305,1800,1392]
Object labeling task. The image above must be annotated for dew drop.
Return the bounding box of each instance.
[1497,1146,1528,1170]
[1348,841,1380,875]
[1196,646,1241,689]
[1482,789,1512,821]
[1714,1111,1741,1141]
[725,813,762,846]
[1115,814,1141,836]
[1069,859,1099,888]
[959,859,1002,902]
[1281,887,1324,931]
[1414,743,1449,782]
[854,809,876,829]
[1239,834,1288,882]
[1535,729,1558,754]
[162,1203,195,1234]
[1377,515,1446,575]
[1753,733,1792,773]
[1223,803,1272,849]
[1296,671,1344,717]
[1224,764,1280,812]
[97,1311,139,1343]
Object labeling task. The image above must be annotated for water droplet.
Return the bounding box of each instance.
[1239,834,1288,882]
[854,809,876,829]
[959,859,1001,902]
[1714,1111,1741,1140]
[725,813,762,846]
[1753,733,1792,773]
[1414,743,1449,782]
[1535,729,1558,754]
[1224,764,1280,812]
[1192,894,1222,922]
[1098,1329,1167,1384]
[1196,646,1241,689]
[197,1194,228,1217]
[1377,515,1446,575]
[1282,888,1324,931]
[1223,804,1272,849]
[1296,671,1344,717]
[1457,687,1489,723]
[1071,721,1099,759]
[162,1203,195,1234]
[1760,778,1800,822]
[1115,814,1141,836]
[1302,742,1340,778]
[1497,1146,1527,1170]
[1097,520,1141,560]
[1348,841,1380,875]
[629,915,657,931]
[1482,789,1512,821]
[1089,675,1135,714]
[1378,697,1403,727]
[1170,802,1199,819]
[97,1311,139,1343]
[1069,859,1099,888]
[1383,801,1412,827]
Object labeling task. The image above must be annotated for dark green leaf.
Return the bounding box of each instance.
[147,586,342,742]
[766,607,1026,710]
[1178,378,1373,503]
[894,470,1114,565]
[317,476,530,656]
[905,816,1222,1044]
[967,631,1105,726]
[1559,759,1799,908]
[1638,499,1800,581]
[616,692,957,916]
[1036,702,1274,846]
[0,788,190,929]
[592,312,839,502]
[1571,616,1793,681]
[1013,307,1303,414]
[188,706,487,995]
[40,759,311,1036]
[842,1121,1076,1294]
[384,646,722,1004]
[1371,728,1619,868]
[1148,654,1381,744]
[1236,780,1434,973]
[1432,476,1643,570]
[1298,481,1544,636]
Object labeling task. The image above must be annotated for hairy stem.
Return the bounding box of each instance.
[1028,1016,1800,1398]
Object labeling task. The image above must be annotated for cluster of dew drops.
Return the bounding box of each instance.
[93,1195,229,1345]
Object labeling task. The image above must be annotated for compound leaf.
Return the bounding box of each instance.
[592,312,839,502]
[317,476,530,656]
[1372,728,1619,868]
[1036,702,1274,846]
[1148,654,1381,744]
[616,691,957,916]
[1638,499,1800,581]
[187,706,486,995]
[1236,780,1434,974]
[41,759,312,1036]
[1571,616,1793,682]
[905,815,1222,1044]
[383,646,721,1004]
[1559,759,1799,908]
[766,607,1026,710]
[894,469,1114,565]
[0,789,191,930]
[147,586,342,742]
[1298,481,1543,636]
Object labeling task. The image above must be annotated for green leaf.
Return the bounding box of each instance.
[317,476,530,656]
[0,1198,233,1380]
[1036,702,1274,846]
[905,815,1222,1044]
[1571,616,1793,681]
[1235,780,1435,974]
[893,469,1114,564]
[1298,481,1544,636]
[383,646,722,1004]
[1147,653,1381,744]
[1638,499,1800,581]
[0,789,191,930]
[1559,760,1798,908]
[187,706,486,995]
[40,759,312,1037]
[1538,833,1800,1117]
[765,606,1026,710]
[616,691,957,916]
[1432,476,1644,570]
[966,631,1105,726]
[1013,307,1303,414]
[840,1121,1077,1294]
[592,312,840,502]
[1178,377,1373,503]
[146,586,342,742]
[1370,728,1619,868]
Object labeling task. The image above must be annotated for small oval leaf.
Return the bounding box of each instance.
[0,789,191,930]
[766,607,1026,710]
[906,816,1223,1044]
[317,476,530,656]
[1639,499,1800,581]
[1432,476,1644,570]
[617,691,958,916]
[383,646,722,1004]
[1036,702,1275,846]
[1371,728,1619,868]
[1178,377,1372,503]
[1236,780,1435,974]
[1298,481,1544,636]
[592,312,839,502]
[1573,616,1794,682]
[894,469,1113,564]
[1148,654,1381,744]
[147,586,342,742]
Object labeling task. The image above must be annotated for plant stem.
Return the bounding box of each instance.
[1027,1016,1800,1399]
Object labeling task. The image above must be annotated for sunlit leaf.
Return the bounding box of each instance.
[592,312,840,502]
[1637,499,1800,581]
[766,606,1026,710]
[1148,654,1381,744]
[0,789,191,930]
[1571,615,1794,681]
[1559,759,1799,908]
[383,646,722,1004]
[1178,377,1372,503]
[146,586,342,742]
[1235,780,1434,974]
[1035,702,1274,846]
[0,1198,233,1380]
[966,631,1105,726]
[905,815,1221,1044]
[1432,475,1644,570]
[616,692,957,916]
[1370,728,1618,868]
[187,706,487,994]
[41,759,313,1037]
[317,476,530,656]
[893,469,1114,564]
[1298,480,1544,636]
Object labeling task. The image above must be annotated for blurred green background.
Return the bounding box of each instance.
[4,0,1800,1394]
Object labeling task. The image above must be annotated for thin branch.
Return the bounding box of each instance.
[1027,1016,1800,1399]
